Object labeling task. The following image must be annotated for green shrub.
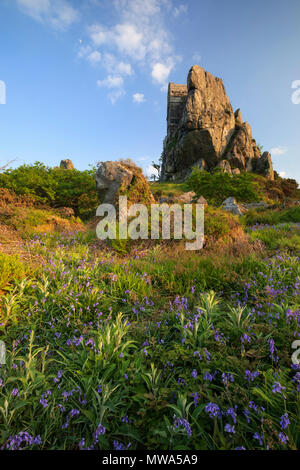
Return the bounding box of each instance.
[186,169,261,205]
[0,162,98,219]
[51,167,98,219]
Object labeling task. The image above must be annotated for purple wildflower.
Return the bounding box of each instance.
[278,432,289,445]
[205,402,221,419]
[224,423,235,434]
[171,415,192,437]
[280,413,290,430]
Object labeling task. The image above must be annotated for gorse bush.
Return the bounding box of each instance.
[186,169,261,205]
[0,162,98,219]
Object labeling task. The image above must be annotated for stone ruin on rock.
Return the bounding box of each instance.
[161,65,274,182]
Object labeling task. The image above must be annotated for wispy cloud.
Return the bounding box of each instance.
[83,0,180,102]
[97,75,125,104]
[133,93,145,103]
[102,53,133,76]
[16,0,79,30]
[270,146,288,156]
[17,1,181,103]
[279,171,286,177]
[87,50,102,65]
[173,4,187,17]
[97,75,124,89]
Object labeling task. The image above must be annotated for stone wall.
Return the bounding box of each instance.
[166,83,188,139]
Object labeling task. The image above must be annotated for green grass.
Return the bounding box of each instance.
[0,253,26,291]
[243,206,300,226]
[150,181,189,198]
[248,224,300,251]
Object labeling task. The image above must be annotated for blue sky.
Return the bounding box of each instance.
[1,0,300,181]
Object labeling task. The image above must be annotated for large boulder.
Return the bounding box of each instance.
[217,160,232,174]
[95,160,155,206]
[60,159,74,170]
[221,197,245,216]
[95,161,133,204]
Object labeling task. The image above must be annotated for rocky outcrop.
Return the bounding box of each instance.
[221,197,245,216]
[95,161,133,204]
[161,65,274,181]
[217,160,232,174]
[60,159,74,170]
[95,160,155,206]
[254,152,274,180]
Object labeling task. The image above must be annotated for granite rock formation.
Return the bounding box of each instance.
[95,160,155,206]
[161,65,274,181]
[221,197,245,216]
[60,159,74,170]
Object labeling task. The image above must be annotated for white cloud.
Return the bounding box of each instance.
[87,50,102,65]
[114,0,161,20]
[89,23,146,60]
[75,1,180,103]
[151,61,174,85]
[270,147,288,156]
[89,24,110,46]
[102,54,133,76]
[77,44,92,58]
[173,4,187,17]
[97,75,124,89]
[133,93,145,103]
[86,0,179,94]
[16,0,78,30]
[108,89,125,104]
[117,62,133,76]
[97,74,125,103]
[144,164,159,179]
[114,24,146,59]
[279,171,286,177]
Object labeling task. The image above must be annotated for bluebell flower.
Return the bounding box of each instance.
[278,432,289,445]
[280,413,290,430]
[224,423,235,434]
[205,402,221,419]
